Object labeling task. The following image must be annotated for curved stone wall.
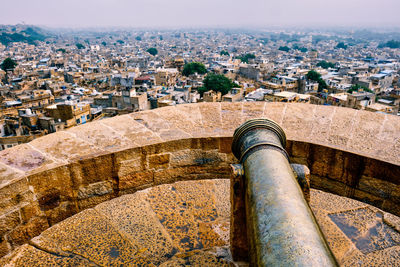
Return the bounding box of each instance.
[0,102,399,257]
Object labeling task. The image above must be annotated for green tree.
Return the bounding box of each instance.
[101,41,107,46]
[56,48,66,53]
[201,73,235,95]
[147,47,158,56]
[75,43,85,49]
[278,46,290,52]
[336,42,348,49]
[182,62,207,76]
[316,60,335,69]
[220,50,230,56]
[306,70,321,81]
[306,70,327,92]
[299,47,308,53]
[197,86,209,97]
[1,58,17,71]
[379,40,400,49]
[236,53,255,63]
[347,84,373,94]
[117,40,124,44]
[135,36,142,41]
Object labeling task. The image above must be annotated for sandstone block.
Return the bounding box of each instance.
[0,239,10,258]
[27,166,74,201]
[0,209,21,237]
[148,153,170,170]
[7,216,49,248]
[358,176,393,199]
[44,201,78,226]
[69,154,113,186]
[77,181,113,200]
[119,170,153,191]
[353,189,384,208]
[20,202,42,223]
[169,149,223,168]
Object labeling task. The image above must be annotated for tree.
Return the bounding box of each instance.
[101,41,107,46]
[220,50,230,56]
[201,73,235,95]
[56,48,66,53]
[278,46,290,52]
[306,70,327,92]
[316,60,335,69]
[236,53,255,63]
[300,47,308,53]
[306,70,321,81]
[1,58,17,71]
[135,36,142,41]
[117,40,124,44]
[75,43,85,49]
[379,40,400,49]
[348,84,373,94]
[336,42,348,49]
[182,62,207,76]
[147,47,158,56]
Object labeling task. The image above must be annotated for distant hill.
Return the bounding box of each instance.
[0,25,49,46]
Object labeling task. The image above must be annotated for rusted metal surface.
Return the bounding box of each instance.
[231,119,338,267]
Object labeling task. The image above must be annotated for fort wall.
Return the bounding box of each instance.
[0,102,399,257]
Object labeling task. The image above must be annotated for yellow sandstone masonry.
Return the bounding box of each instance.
[0,103,398,258]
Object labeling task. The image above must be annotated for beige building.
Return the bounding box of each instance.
[264,76,299,92]
[265,91,310,103]
[154,68,178,86]
[112,88,148,112]
[222,88,243,102]
[46,101,91,127]
[18,90,54,109]
[365,103,396,114]
[203,90,222,102]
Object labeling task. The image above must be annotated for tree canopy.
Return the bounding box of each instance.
[75,43,85,49]
[1,58,17,71]
[0,27,47,46]
[278,46,290,52]
[347,84,373,94]
[200,73,235,95]
[292,45,308,53]
[316,60,335,69]
[182,62,207,76]
[336,42,348,49]
[135,36,142,41]
[378,40,400,49]
[146,47,158,56]
[236,53,255,63]
[306,70,327,92]
[220,50,230,56]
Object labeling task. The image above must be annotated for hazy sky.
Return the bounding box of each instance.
[1,0,399,28]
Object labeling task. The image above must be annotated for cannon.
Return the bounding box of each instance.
[230,118,338,266]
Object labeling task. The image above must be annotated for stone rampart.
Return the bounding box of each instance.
[0,102,399,257]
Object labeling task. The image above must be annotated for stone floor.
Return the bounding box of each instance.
[1,179,399,266]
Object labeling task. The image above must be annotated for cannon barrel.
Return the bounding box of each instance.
[231,119,337,266]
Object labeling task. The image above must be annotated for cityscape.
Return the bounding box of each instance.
[0,0,400,266]
[1,26,400,150]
